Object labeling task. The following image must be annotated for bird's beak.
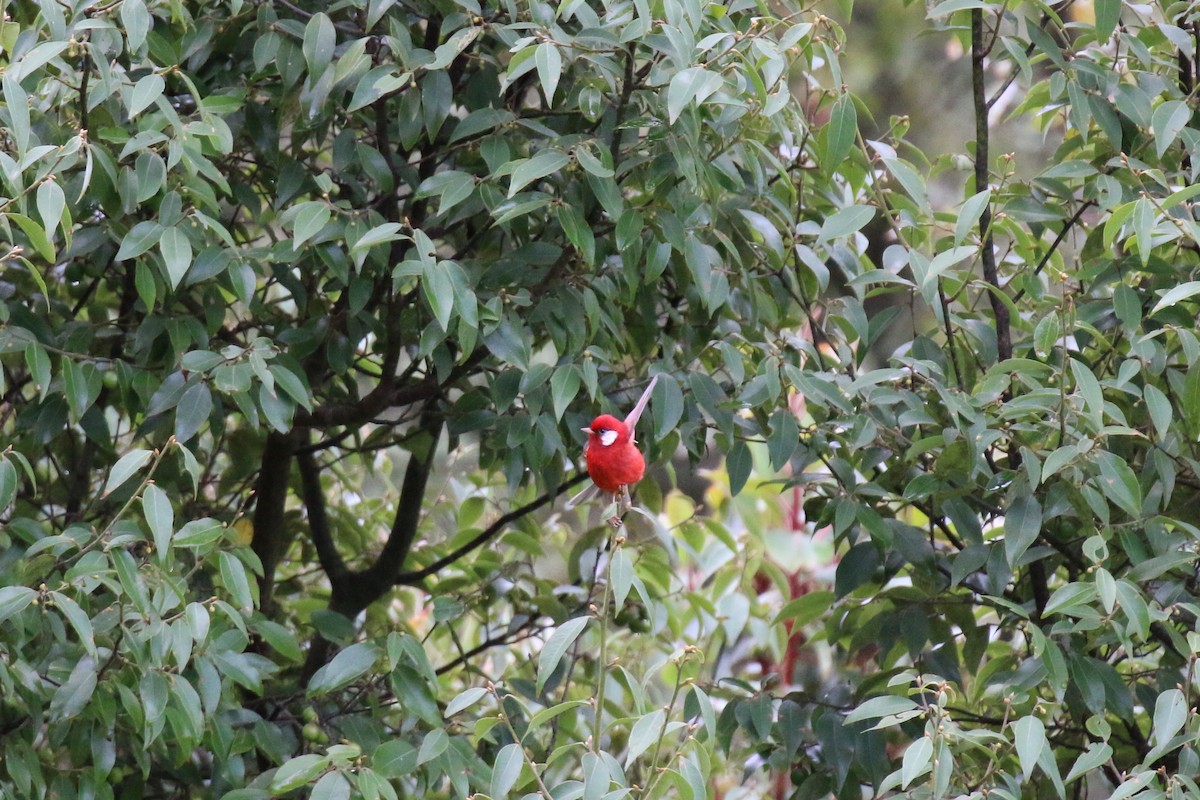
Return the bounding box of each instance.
[581,427,593,434]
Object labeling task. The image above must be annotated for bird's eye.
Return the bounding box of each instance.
[598,429,619,447]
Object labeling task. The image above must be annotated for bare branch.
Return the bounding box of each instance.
[395,472,590,586]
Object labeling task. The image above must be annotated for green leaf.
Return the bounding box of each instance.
[508,150,570,197]
[0,459,15,511]
[817,205,875,244]
[0,586,36,624]
[24,343,51,401]
[773,590,835,628]
[416,729,449,766]
[303,13,336,79]
[954,189,990,246]
[350,222,409,256]
[175,518,225,548]
[423,171,475,217]
[128,73,165,117]
[1152,688,1186,747]
[311,772,351,800]
[142,483,174,560]
[550,365,580,420]
[1070,357,1104,429]
[1094,0,1120,42]
[63,360,100,422]
[1152,100,1190,158]
[269,365,313,411]
[1004,493,1042,567]
[175,382,212,443]
[558,205,595,266]
[610,547,634,609]
[347,66,409,112]
[271,755,329,793]
[537,616,589,694]
[218,550,255,610]
[292,201,331,249]
[1013,716,1046,781]
[901,735,932,788]
[625,709,667,767]
[3,72,29,155]
[308,643,378,696]
[727,440,751,496]
[1066,742,1113,783]
[527,699,589,730]
[121,0,150,51]
[651,374,683,443]
[159,227,192,290]
[1033,313,1061,358]
[444,686,489,717]
[490,743,524,799]
[9,213,55,263]
[667,66,723,123]
[1151,280,1200,315]
[535,42,561,104]
[50,591,96,657]
[824,94,858,168]
[767,410,799,471]
[1042,582,1096,616]
[422,261,455,331]
[50,657,97,721]
[36,179,65,239]
[846,695,921,729]
[116,221,164,261]
[1144,384,1171,437]
[1094,451,1142,518]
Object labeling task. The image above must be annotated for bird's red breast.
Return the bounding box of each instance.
[584,413,646,494]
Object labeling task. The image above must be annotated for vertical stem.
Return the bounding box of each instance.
[592,553,612,753]
[972,9,1011,364]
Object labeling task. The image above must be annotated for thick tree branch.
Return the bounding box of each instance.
[250,432,297,616]
[362,408,444,593]
[296,441,348,584]
[395,472,589,586]
[972,9,1011,364]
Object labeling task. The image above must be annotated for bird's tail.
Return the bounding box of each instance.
[566,483,601,508]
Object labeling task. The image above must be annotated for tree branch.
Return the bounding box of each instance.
[972,9,1011,364]
[250,432,296,617]
[363,407,444,593]
[395,472,590,586]
[296,440,348,583]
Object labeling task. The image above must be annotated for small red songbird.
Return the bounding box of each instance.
[581,375,658,510]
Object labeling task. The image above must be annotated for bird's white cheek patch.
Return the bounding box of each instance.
[599,430,619,447]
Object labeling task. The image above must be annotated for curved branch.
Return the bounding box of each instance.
[296,442,348,583]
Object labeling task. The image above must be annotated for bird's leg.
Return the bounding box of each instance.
[607,492,623,529]
[607,486,634,529]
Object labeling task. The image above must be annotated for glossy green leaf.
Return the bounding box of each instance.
[142,483,174,560]
[536,616,588,694]
[1004,493,1042,567]
[508,150,569,197]
[824,94,858,168]
[490,743,524,799]
[1013,716,1045,781]
[159,227,192,290]
[308,643,378,696]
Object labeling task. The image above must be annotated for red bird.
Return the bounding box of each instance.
[582,375,658,506]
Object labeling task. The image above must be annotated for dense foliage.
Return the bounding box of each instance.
[5,0,1200,798]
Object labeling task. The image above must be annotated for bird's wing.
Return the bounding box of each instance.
[622,374,658,441]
